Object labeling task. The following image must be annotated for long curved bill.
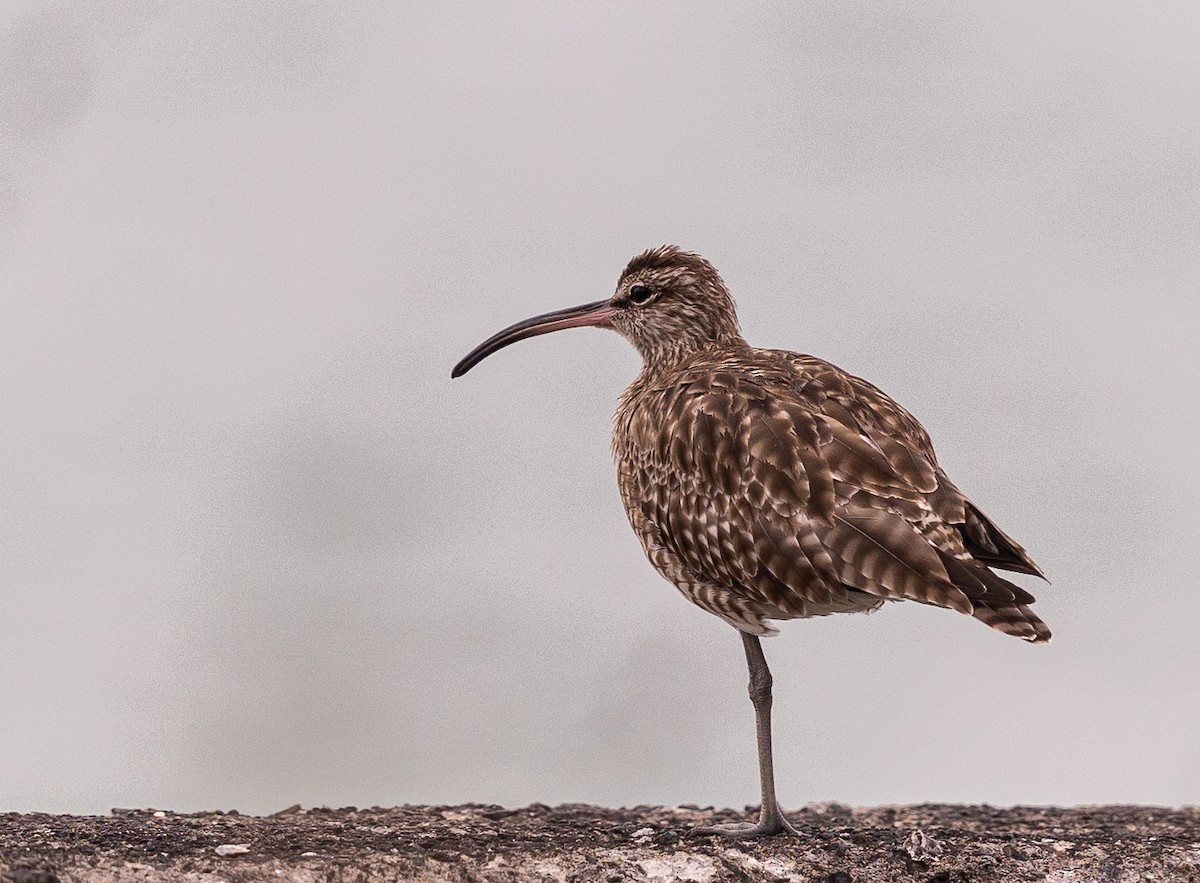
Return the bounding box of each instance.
[451,299,615,378]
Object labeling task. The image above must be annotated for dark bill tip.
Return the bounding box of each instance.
[451,299,614,378]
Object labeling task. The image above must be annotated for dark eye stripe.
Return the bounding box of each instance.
[629,285,653,304]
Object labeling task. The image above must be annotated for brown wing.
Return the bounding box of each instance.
[779,352,1050,642]
[620,351,1050,642]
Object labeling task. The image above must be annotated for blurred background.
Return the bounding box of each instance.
[1,1,1197,815]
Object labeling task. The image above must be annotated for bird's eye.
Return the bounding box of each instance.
[629,285,653,305]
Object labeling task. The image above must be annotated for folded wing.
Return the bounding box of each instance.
[621,352,1049,643]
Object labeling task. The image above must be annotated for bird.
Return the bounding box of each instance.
[451,245,1050,839]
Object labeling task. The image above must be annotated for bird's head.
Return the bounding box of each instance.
[451,245,743,378]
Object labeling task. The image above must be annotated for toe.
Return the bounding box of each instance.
[690,817,797,840]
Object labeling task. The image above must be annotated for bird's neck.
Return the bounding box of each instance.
[637,334,750,375]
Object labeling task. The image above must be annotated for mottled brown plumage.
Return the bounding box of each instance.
[452,245,1051,838]
[606,245,1049,644]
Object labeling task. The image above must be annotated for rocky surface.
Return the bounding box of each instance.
[2,803,1198,882]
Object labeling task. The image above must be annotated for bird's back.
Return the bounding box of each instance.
[613,344,1050,642]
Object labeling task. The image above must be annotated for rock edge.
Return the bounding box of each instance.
[3,803,1199,882]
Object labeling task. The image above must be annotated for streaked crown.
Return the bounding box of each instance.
[610,245,744,365]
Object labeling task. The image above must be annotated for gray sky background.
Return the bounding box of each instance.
[1,2,1197,815]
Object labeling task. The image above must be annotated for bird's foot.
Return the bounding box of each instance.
[691,813,797,839]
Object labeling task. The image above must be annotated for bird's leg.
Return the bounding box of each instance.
[693,631,797,839]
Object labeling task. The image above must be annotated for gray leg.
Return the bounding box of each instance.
[693,631,797,838]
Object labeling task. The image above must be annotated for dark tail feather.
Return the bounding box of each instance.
[937,549,1052,644]
[972,603,1052,643]
[959,502,1046,579]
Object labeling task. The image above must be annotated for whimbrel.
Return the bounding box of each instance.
[452,246,1050,838]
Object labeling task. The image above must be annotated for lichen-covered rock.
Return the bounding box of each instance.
[2,803,1198,882]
